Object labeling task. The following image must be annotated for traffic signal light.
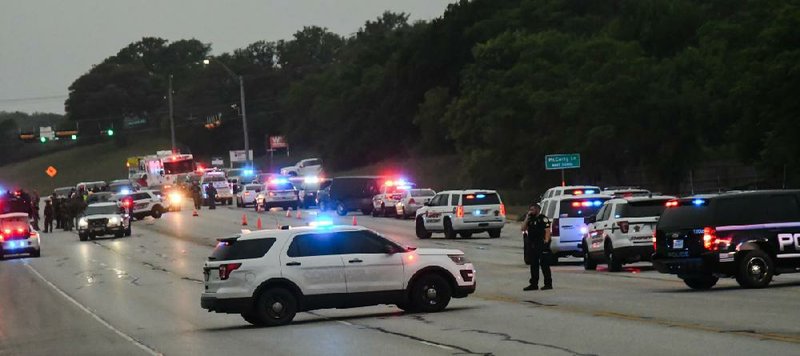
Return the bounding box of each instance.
[107,129,114,136]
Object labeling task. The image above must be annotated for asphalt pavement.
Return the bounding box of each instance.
[2,203,799,355]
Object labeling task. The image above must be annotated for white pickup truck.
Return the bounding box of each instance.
[279,158,323,177]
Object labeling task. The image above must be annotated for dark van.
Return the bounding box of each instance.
[317,176,384,216]
[653,190,800,289]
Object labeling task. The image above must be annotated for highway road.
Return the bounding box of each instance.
[2,203,800,355]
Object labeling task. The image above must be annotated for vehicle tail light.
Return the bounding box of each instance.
[665,200,679,207]
[408,198,416,205]
[551,218,560,236]
[456,206,464,218]
[218,263,242,280]
[652,230,658,251]
[617,221,629,234]
[30,231,37,237]
[499,204,506,216]
[702,227,731,251]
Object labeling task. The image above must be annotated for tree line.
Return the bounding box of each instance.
[63,0,800,193]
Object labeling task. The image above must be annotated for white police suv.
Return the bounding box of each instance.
[201,223,476,326]
[415,190,506,239]
[583,196,674,271]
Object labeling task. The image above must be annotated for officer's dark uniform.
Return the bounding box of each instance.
[526,212,552,288]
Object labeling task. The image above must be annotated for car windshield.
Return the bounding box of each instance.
[410,189,435,197]
[85,205,120,215]
[304,159,321,166]
[461,193,501,206]
[559,198,609,217]
[615,200,670,218]
[268,182,294,190]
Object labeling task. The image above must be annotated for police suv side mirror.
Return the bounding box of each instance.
[385,245,398,254]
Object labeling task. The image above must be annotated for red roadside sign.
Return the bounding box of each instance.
[269,136,288,149]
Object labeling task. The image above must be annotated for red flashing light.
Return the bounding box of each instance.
[16,228,24,234]
[456,206,464,218]
[665,200,679,208]
[571,202,580,207]
[3,229,10,234]
[219,263,242,280]
[466,195,475,200]
[0,234,3,242]
[385,181,394,187]
[573,190,583,195]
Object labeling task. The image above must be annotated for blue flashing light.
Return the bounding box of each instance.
[593,200,602,206]
[692,199,706,206]
[584,190,595,194]
[6,241,24,250]
[243,169,254,177]
[309,220,334,228]
[271,178,289,184]
[476,194,486,199]
[397,185,412,190]
[119,188,131,195]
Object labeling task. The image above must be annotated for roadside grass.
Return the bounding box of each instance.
[0,137,172,195]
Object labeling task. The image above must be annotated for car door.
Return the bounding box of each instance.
[280,232,347,295]
[424,194,448,230]
[588,204,609,252]
[339,230,404,293]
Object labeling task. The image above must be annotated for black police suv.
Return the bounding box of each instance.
[653,190,800,289]
[317,176,383,216]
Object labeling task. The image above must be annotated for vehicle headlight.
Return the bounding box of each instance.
[108,216,121,226]
[169,192,182,204]
[448,254,470,265]
[78,218,88,227]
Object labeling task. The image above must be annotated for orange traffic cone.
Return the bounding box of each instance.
[296,210,302,220]
[352,216,357,226]
[241,214,248,226]
[192,209,199,217]
[256,217,262,229]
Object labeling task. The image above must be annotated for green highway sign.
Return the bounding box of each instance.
[545,153,581,170]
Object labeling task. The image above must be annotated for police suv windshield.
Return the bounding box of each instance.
[615,200,670,218]
[461,193,500,206]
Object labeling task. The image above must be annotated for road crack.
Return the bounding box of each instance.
[462,329,595,356]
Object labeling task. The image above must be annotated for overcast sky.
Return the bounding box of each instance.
[0,0,455,114]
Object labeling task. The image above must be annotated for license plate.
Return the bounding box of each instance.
[673,239,684,249]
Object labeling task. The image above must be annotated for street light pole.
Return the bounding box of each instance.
[168,74,176,154]
[204,58,250,166]
[238,75,249,163]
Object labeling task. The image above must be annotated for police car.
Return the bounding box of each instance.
[201,172,234,205]
[115,190,166,220]
[255,178,299,211]
[540,193,611,263]
[77,202,131,241]
[415,190,506,239]
[541,185,602,200]
[583,195,674,271]
[0,213,41,259]
[653,190,800,289]
[372,179,416,217]
[200,223,476,326]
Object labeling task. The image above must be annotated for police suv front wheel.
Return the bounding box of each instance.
[410,274,451,313]
[415,217,431,239]
[735,250,774,288]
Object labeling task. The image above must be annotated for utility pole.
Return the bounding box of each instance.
[168,74,176,154]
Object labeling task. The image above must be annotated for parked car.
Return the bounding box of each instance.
[395,189,436,219]
[317,176,383,216]
[280,158,323,177]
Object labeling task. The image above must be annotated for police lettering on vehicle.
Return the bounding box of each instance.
[778,233,800,252]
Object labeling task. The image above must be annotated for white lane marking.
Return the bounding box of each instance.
[25,264,162,356]
[337,320,354,326]
[419,341,455,351]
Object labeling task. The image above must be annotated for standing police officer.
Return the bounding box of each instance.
[522,203,553,291]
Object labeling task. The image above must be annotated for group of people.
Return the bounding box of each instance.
[3,188,89,234]
[189,181,217,210]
